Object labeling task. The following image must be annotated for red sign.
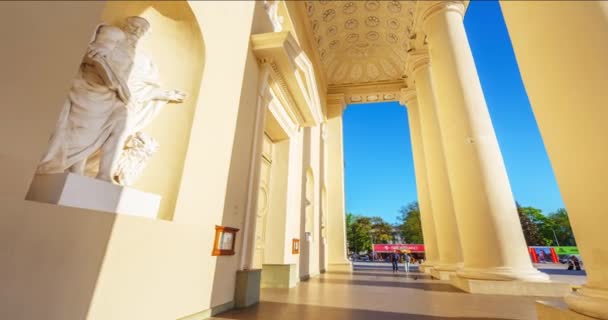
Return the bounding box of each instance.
[373,244,425,253]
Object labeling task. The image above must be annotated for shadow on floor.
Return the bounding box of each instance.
[537,268,587,276]
[314,278,464,293]
[212,302,518,320]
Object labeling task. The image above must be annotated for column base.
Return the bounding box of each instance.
[235,269,261,308]
[327,262,352,272]
[457,266,550,281]
[450,274,572,297]
[537,300,602,320]
[431,268,456,280]
[419,263,435,274]
[430,263,462,280]
[564,286,608,319]
[261,264,298,288]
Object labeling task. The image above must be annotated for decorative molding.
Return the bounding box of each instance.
[326,93,346,118]
[304,1,417,86]
[328,79,406,106]
[268,90,299,139]
[251,31,323,127]
[405,48,430,76]
[399,87,417,107]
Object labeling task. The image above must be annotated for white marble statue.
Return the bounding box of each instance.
[264,0,284,32]
[37,16,186,186]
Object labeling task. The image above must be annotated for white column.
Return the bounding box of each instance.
[421,1,547,281]
[400,90,440,267]
[408,50,463,271]
[326,116,350,268]
[501,2,608,318]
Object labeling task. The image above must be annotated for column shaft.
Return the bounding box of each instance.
[422,1,546,281]
[403,95,441,266]
[326,116,350,267]
[501,2,608,318]
[413,60,463,270]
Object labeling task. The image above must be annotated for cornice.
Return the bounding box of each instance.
[399,87,417,107]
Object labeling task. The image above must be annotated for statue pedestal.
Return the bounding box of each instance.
[26,172,160,219]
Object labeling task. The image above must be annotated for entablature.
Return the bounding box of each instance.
[251,31,324,127]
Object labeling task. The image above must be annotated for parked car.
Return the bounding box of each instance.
[358,255,370,261]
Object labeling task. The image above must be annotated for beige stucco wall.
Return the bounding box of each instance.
[0,1,335,318]
[0,1,264,319]
[265,138,290,264]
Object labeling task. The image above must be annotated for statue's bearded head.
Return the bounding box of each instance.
[123,16,150,39]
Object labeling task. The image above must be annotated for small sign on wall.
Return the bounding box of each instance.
[292,238,300,254]
[212,226,239,256]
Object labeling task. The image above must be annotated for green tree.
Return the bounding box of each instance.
[397,202,424,244]
[346,215,373,253]
[548,208,576,246]
[370,216,393,244]
[516,202,544,246]
[520,206,556,245]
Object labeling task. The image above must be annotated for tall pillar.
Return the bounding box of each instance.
[399,90,440,268]
[407,50,463,272]
[501,2,608,318]
[421,1,547,281]
[326,115,351,270]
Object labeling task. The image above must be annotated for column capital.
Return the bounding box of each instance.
[326,93,346,119]
[406,48,431,76]
[420,1,466,31]
[399,88,417,107]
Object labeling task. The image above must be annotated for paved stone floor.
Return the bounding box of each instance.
[212,262,586,320]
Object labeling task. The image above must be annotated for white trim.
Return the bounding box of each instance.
[239,69,272,270]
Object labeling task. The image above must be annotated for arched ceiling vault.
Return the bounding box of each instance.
[302,0,425,106]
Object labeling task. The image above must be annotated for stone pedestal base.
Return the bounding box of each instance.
[261,264,297,288]
[327,262,352,272]
[450,275,572,297]
[235,269,261,308]
[537,300,599,320]
[418,264,435,274]
[26,173,160,218]
[430,268,455,280]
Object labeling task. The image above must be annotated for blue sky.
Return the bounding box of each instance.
[343,0,565,224]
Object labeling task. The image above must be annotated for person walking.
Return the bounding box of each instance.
[404,252,411,273]
[572,255,582,271]
[391,251,399,273]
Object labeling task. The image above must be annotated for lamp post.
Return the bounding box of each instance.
[552,228,561,247]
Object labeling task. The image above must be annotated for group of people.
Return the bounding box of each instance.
[389,251,414,273]
[567,255,582,271]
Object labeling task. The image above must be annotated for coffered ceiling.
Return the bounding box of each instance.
[303,1,417,88]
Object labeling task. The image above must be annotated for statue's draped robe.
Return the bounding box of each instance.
[37,25,166,183]
[37,25,132,175]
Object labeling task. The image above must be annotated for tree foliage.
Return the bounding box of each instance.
[346,214,373,253]
[516,203,577,247]
[517,202,544,246]
[397,202,424,244]
[548,208,576,246]
[370,216,394,244]
[347,201,576,253]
